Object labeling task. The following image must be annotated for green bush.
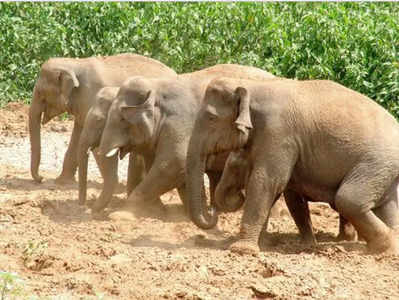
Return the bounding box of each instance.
[0,3,398,116]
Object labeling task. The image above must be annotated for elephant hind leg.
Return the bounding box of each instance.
[335,174,399,254]
[284,190,316,245]
[55,122,82,184]
[372,181,399,230]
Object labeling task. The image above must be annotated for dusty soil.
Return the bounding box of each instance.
[0,103,399,299]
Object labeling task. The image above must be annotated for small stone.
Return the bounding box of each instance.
[250,285,277,299]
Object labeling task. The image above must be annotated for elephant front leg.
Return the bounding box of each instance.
[126,153,146,196]
[55,122,82,184]
[91,153,118,213]
[107,156,182,221]
[229,167,285,256]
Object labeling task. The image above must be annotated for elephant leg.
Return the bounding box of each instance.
[127,153,146,196]
[328,202,358,241]
[258,194,281,241]
[55,122,82,184]
[335,172,399,254]
[129,158,181,205]
[228,145,296,255]
[284,191,316,245]
[372,181,399,231]
[336,214,358,242]
[230,163,291,255]
[91,153,118,213]
[107,154,183,221]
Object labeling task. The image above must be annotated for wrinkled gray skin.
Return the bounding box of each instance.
[97,64,276,220]
[80,83,164,211]
[77,87,148,209]
[29,53,176,184]
[215,149,358,243]
[186,77,399,255]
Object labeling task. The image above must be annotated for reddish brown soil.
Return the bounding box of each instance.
[0,103,398,299]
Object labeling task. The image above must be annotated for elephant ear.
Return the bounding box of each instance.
[234,86,253,134]
[56,68,80,111]
[120,90,155,125]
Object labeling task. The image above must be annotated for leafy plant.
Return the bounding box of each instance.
[0,271,24,300]
[0,3,398,117]
[22,240,50,271]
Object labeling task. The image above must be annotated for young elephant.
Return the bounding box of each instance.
[215,149,358,243]
[77,87,148,209]
[186,77,399,255]
[97,64,277,219]
[30,53,176,184]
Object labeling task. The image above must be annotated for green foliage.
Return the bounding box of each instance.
[0,271,24,300]
[0,3,398,116]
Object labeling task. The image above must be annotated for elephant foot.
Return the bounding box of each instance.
[229,240,259,256]
[300,234,317,246]
[108,210,136,222]
[54,175,76,185]
[91,198,111,214]
[336,230,357,242]
[367,230,399,255]
[336,222,358,242]
[32,174,43,183]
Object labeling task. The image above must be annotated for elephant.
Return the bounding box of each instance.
[77,87,147,208]
[96,64,277,219]
[186,77,399,255]
[29,53,176,184]
[214,149,358,243]
[77,85,161,209]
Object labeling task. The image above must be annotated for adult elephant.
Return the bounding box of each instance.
[96,64,277,218]
[186,77,399,255]
[29,53,176,184]
[214,149,358,243]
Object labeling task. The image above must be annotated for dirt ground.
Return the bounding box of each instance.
[0,103,399,300]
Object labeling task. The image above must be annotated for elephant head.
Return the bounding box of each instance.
[77,87,119,205]
[98,76,159,158]
[29,60,80,182]
[186,78,253,229]
[214,149,249,212]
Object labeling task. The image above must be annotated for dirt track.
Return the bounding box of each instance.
[0,103,399,299]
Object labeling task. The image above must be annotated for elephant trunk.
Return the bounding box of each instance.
[186,133,218,229]
[77,137,90,205]
[29,88,44,183]
[215,183,245,213]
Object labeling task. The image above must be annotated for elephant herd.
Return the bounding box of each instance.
[29,53,399,256]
